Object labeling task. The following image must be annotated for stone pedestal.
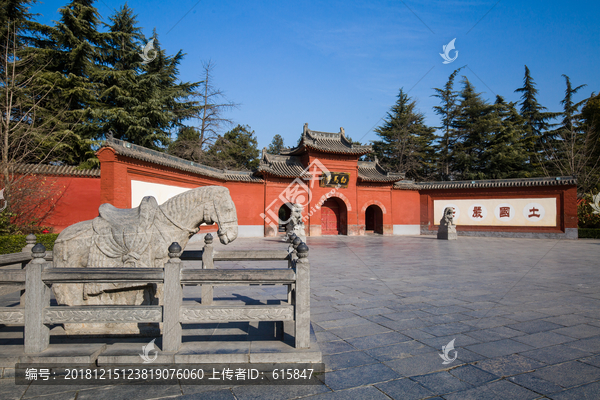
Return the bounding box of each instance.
[437,225,457,240]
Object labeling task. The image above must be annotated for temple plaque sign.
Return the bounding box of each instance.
[320,172,350,188]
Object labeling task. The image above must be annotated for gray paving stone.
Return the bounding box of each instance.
[383,351,454,377]
[564,336,600,353]
[318,340,356,355]
[511,331,575,348]
[327,323,392,340]
[508,373,563,395]
[410,371,473,395]
[323,350,378,371]
[76,383,182,400]
[549,381,600,400]
[365,340,435,362]
[375,378,435,400]
[504,311,551,322]
[231,383,330,400]
[543,314,594,327]
[520,343,592,364]
[443,379,539,400]
[507,320,565,334]
[345,331,411,350]
[300,385,388,400]
[176,388,236,400]
[475,354,545,377]
[464,326,526,342]
[419,322,475,337]
[0,379,28,400]
[532,361,600,388]
[552,324,600,339]
[449,364,498,385]
[466,338,534,358]
[323,363,400,391]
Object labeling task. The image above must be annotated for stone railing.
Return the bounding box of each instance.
[0,234,311,354]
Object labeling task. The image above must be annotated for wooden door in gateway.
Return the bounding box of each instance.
[321,199,340,235]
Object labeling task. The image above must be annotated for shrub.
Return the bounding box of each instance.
[579,228,600,239]
[577,194,600,228]
[0,234,59,255]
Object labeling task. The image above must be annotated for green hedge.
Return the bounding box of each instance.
[579,228,600,239]
[0,234,59,255]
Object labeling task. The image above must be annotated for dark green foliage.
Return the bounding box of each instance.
[168,126,204,162]
[451,78,496,180]
[0,233,58,254]
[514,66,558,173]
[432,67,463,180]
[484,96,529,179]
[267,134,285,154]
[204,125,260,170]
[371,88,436,180]
[578,229,600,239]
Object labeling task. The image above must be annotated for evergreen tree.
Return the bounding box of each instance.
[267,134,285,154]
[484,96,529,179]
[514,65,557,173]
[432,67,464,180]
[372,88,436,180]
[168,126,204,162]
[451,78,495,180]
[38,0,105,166]
[204,125,259,170]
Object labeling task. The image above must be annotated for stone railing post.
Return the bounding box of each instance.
[201,234,214,305]
[163,242,182,352]
[294,242,310,348]
[22,234,36,253]
[24,243,50,354]
[19,234,38,305]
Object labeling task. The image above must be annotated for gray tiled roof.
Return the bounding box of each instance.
[394,176,577,190]
[103,138,263,183]
[281,124,372,156]
[12,163,100,177]
[257,152,311,178]
[357,160,405,182]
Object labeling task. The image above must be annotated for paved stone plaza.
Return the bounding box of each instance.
[1,235,600,399]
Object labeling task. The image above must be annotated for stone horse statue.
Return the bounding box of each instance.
[52,186,238,334]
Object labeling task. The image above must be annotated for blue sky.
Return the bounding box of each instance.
[31,0,600,150]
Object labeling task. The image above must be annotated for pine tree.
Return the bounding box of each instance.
[451,78,495,180]
[514,66,557,174]
[39,0,105,166]
[204,125,260,170]
[432,67,464,180]
[372,88,436,180]
[267,134,285,154]
[485,96,529,179]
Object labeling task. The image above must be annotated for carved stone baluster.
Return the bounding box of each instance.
[294,242,310,348]
[163,242,182,352]
[201,234,214,305]
[24,243,50,354]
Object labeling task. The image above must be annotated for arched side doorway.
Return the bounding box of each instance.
[365,204,383,234]
[278,203,292,233]
[321,198,347,235]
